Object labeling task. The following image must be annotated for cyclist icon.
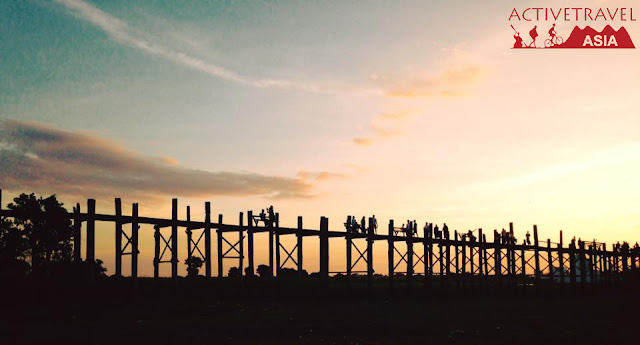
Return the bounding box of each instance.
[544,24,564,47]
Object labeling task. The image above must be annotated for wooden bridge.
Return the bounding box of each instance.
[2,189,638,291]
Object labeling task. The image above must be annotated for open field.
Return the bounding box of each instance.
[3,277,639,344]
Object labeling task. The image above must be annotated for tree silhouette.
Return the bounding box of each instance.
[0,216,29,277]
[8,193,73,274]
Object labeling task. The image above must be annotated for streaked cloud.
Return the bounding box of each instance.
[0,119,314,200]
[382,65,488,99]
[54,0,363,94]
[353,110,414,146]
[467,143,640,191]
[297,170,348,182]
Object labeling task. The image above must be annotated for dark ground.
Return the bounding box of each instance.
[2,277,638,344]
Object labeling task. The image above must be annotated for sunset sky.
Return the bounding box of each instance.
[1,0,639,276]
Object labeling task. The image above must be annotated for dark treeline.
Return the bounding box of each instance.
[0,193,105,280]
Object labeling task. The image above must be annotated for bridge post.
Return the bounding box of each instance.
[425,225,432,290]
[482,234,489,279]
[533,225,540,283]
[509,223,516,277]
[569,240,577,291]
[246,210,253,276]
[204,203,212,277]
[186,206,192,261]
[319,217,329,284]
[86,199,95,262]
[217,214,223,277]
[297,216,303,277]
[478,229,484,277]
[558,231,564,288]
[131,203,139,278]
[239,212,244,276]
[545,239,552,287]
[367,217,374,289]
[454,231,460,280]
[73,203,81,262]
[495,230,502,287]
[171,198,178,278]
[115,198,123,277]
[346,216,352,281]
[269,214,274,277]
[388,219,394,288]
[154,225,160,278]
[275,213,281,276]
[407,221,413,290]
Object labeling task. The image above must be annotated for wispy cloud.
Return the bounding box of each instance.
[54,0,361,94]
[353,110,414,146]
[381,65,488,99]
[0,119,314,200]
[354,64,488,146]
[297,170,348,182]
[467,143,640,191]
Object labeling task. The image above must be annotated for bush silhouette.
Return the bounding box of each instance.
[228,267,241,277]
[256,264,271,278]
[185,256,203,278]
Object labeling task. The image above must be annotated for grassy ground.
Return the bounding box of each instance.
[2,277,638,344]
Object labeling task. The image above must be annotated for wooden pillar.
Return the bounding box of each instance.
[589,244,596,287]
[346,216,353,279]
[425,226,432,286]
[482,234,489,278]
[115,198,123,277]
[569,241,577,291]
[319,217,329,283]
[86,199,96,262]
[269,214,274,277]
[598,244,604,285]
[275,213,281,276]
[217,214,223,277]
[461,234,467,276]
[246,210,253,277]
[171,198,178,278]
[602,243,609,287]
[546,239,552,283]
[186,206,192,261]
[297,216,303,277]
[202,201,211,278]
[478,229,484,276]
[558,231,564,288]
[495,230,502,286]
[469,235,475,276]
[438,240,444,277]
[73,203,81,262]
[388,220,394,287]
[131,203,139,278]
[153,225,160,278]
[454,231,460,277]
[204,203,212,277]
[533,225,540,283]
[509,223,516,276]
[521,246,526,280]
[239,212,244,276]
[407,222,414,289]
[367,217,374,288]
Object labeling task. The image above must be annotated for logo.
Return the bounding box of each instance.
[509,7,636,49]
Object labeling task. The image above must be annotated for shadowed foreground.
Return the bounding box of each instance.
[2,278,638,345]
